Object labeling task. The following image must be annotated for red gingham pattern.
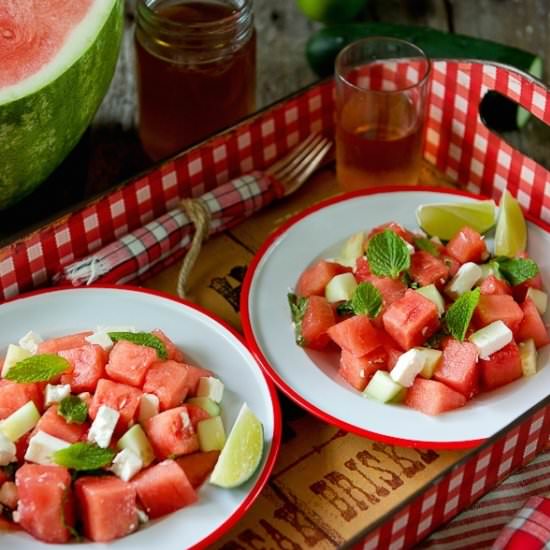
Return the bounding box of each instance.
[57,172,282,286]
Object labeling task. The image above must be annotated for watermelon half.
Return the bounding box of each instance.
[0,0,124,208]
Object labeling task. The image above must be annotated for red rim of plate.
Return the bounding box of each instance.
[1,284,282,550]
[240,185,550,450]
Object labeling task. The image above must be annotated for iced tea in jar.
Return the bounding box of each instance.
[135,0,256,161]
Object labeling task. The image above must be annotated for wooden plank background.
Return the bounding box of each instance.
[0,0,548,240]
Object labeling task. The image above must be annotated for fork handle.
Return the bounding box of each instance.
[57,171,284,287]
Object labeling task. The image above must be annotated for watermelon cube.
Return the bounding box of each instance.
[0,380,44,419]
[433,338,479,398]
[185,403,211,427]
[405,378,467,415]
[75,476,137,542]
[338,348,387,391]
[516,298,550,348]
[479,275,512,296]
[368,222,414,243]
[37,331,92,354]
[479,341,522,391]
[364,275,407,308]
[106,340,158,388]
[382,290,440,350]
[59,344,106,393]
[89,379,142,432]
[143,360,192,410]
[474,294,524,333]
[327,315,381,356]
[152,329,185,362]
[132,459,197,519]
[296,260,351,297]
[409,251,450,288]
[15,464,74,543]
[145,405,199,459]
[446,226,487,264]
[301,295,336,350]
[184,364,214,397]
[354,256,371,282]
[35,405,88,443]
[176,450,220,488]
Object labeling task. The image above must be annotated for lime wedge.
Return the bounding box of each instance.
[416,200,497,240]
[494,190,527,257]
[210,403,264,488]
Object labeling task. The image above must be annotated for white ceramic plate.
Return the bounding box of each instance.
[1,286,281,549]
[242,187,550,449]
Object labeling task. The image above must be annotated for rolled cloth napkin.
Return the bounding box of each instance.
[57,172,283,290]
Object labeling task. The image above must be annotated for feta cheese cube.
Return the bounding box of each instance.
[45,384,71,407]
[138,393,160,424]
[85,331,114,351]
[469,320,512,359]
[197,377,224,403]
[1,344,31,378]
[25,431,70,465]
[0,431,16,466]
[445,262,482,299]
[88,405,119,448]
[390,349,426,387]
[526,288,548,315]
[111,448,143,482]
[18,331,43,354]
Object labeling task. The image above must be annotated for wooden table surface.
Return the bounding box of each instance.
[1,0,549,242]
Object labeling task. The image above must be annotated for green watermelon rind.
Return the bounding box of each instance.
[0,0,124,209]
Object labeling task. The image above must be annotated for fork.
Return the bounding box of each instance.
[59,133,334,292]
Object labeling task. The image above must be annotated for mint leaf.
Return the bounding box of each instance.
[4,354,70,383]
[367,230,411,279]
[58,396,88,424]
[53,442,115,471]
[445,288,481,341]
[493,257,539,286]
[351,282,382,318]
[108,332,167,359]
[414,237,440,257]
[288,293,308,346]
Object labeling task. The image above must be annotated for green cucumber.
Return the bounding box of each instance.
[307,22,542,130]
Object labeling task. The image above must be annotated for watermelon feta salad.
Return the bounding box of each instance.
[288,219,549,416]
[0,327,261,543]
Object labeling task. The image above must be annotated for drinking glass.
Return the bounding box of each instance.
[335,37,431,191]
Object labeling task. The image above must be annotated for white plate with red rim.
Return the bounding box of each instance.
[241,187,550,449]
[0,286,281,549]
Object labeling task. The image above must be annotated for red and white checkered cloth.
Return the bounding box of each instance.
[57,172,282,286]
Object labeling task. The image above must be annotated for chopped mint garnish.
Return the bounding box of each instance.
[444,288,481,341]
[108,331,167,359]
[493,256,539,286]
[351,282,383,318]
[414,237,440,256]
[58,396,88,424]
[4,354,70,383]
[367,230,411,279]
[288,293,308,346]
[53,442,115,471]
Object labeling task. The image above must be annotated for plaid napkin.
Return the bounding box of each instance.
[57,172,282,286]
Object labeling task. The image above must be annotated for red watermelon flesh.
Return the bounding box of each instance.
[442,254,460,277]
[474,294,524,333]
[105,340,157,387]
[516,298,550,348]
[327,315,381,356]
[364,275,407,309]
[38,331,92,354]
[301,295,336,350]
[479,341,522,391]
[405,378,467,415]
[296,260,351,297]
[479,275,512,296]
[184,363,214,397]
[143,360,191,410]
[446,226,487,264]
[34,405,88,443]
[59,344,106,393]
[151,329,185,362]
[368,222,414,243]
[0,379,44,419]
[409,251,449,288]
[433,339,479,398]
[338,347,387,391]
[15,464,75,543]
[176,451,220,488]
[354,256,371,281]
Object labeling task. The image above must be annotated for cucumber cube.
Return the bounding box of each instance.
[0,401,40,442]
[197,416,226,452]
[526,288,547,315]
[363,371,405,403]
[1,344,32,378]
[325,273,357,303]
[416,348,443,379]
[415,285,445,316]
[117,424,155,466]
[519,339,537,377]
[337,232,365,267]
[186,397,220,417]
